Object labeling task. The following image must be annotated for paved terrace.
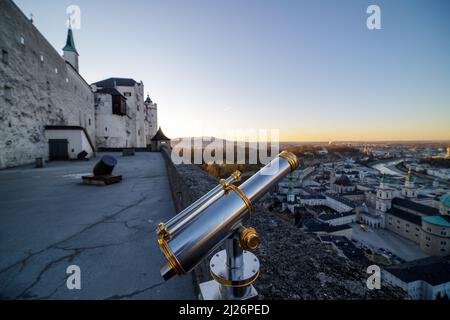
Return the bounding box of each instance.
[351,223,428,262]
[0,153,195,299]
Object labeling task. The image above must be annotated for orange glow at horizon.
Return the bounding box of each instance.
[160,114,450,142]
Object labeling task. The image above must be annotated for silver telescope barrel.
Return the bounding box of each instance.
[157,151,299,281]
[156,171,241,240]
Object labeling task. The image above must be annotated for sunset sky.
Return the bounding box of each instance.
[14,0,450,141]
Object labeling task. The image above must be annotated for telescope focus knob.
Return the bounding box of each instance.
[239,227,260,251]
[156,222,171,240]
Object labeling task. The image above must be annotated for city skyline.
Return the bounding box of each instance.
[14,0,450,141]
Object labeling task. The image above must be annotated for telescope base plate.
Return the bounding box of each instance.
[199,280,258,300]
[209,250,260,287]
[200,249,260,300]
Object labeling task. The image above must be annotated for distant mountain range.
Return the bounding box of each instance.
[171,137,450,148]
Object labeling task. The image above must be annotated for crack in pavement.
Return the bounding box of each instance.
[14,249,80,299]
[5,240,139,299]
[0,196,151,299]
[53,239,135,252]
[82,218,150,235]
[0,195,148,276]
[104,281,165,300]
[35,278,67,300]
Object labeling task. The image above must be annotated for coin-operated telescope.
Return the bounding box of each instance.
[156,151,299,300]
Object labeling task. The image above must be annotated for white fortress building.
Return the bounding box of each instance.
[92,78,158,149]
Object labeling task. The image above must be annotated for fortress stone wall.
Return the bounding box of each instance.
[0,0,95,168]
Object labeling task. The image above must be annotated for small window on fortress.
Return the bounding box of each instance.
[40,55,44,62]
[4,85,13,101]
[46,81,50,91]
[2,50,8,65]
[55,68,58,74]
[105,127,108,132]
[124,92,132,97]
[88,119,91,126]
[20,36,25,45]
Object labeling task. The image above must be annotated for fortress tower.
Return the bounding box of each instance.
[62,26,79,71]
[376,175,394,212]
[402,168,418,199]
[144,94,158,141]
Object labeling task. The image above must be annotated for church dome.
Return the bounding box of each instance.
[405,168,415,183]
[334,174,352,186]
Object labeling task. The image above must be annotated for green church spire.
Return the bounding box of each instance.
[63,27,78,54]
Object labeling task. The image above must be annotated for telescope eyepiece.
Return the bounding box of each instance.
[160,262,176,281]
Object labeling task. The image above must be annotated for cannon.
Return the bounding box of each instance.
[82,155,122,185]
[156,151,299,300]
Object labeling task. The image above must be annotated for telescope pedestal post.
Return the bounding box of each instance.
[199,236,259,300]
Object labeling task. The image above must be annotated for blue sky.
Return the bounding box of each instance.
[14,0,450,141]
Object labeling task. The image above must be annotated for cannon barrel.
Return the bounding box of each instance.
[93,155,117,176]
